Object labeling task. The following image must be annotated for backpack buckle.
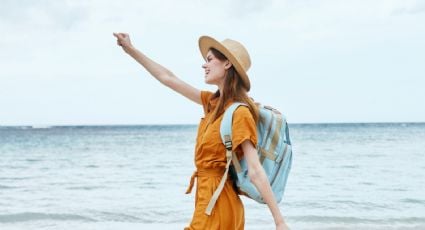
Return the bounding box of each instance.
[224,141,233,150]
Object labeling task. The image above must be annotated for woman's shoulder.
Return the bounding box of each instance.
[233,105,254,120]
[200,90,214,102]
[200,90,215,114]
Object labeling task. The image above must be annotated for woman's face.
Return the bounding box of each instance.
[202,50,231,87]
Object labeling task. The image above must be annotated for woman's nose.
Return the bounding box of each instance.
[202,63,207,69]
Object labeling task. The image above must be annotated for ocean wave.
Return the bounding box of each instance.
[0,212,96,223]
[290,215,425,224]
[0,176,35,181]
[0,126,32,130]
[0,125,54,130]
[30,125,53,129]
[400,198,425,205]
[94,211,145,222]
[66,185,106,190]
[0,184,18,189]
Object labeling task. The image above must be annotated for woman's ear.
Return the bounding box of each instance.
[224,60,233,70]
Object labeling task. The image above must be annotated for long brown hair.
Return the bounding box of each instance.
[206,48,259,124]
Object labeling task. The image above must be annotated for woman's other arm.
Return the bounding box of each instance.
[241,140,289,230]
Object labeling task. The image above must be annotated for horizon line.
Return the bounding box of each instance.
[1,121,425,127]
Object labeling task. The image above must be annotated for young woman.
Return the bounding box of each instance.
[113,33,289,230]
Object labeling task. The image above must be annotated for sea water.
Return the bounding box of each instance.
[0,123,424,230]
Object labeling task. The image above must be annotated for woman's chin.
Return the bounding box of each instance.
[204,78,212,84]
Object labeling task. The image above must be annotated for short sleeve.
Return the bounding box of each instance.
[231,106,258,155]
[200,91,214,115]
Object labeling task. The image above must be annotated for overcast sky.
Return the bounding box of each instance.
[1,0,424,126]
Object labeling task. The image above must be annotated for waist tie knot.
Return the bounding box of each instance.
[185,164,233,216]
[185,168,227,194]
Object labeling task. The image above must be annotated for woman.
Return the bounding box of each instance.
[113,33,289,230]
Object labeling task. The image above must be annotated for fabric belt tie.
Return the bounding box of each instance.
[185,168,227,194]
[185,171,198,194]
[185,149,233,215]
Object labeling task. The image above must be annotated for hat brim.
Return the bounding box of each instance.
[198,36,251,91]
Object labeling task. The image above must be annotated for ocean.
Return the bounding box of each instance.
[0,123,424,230]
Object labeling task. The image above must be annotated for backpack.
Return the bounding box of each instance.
[204,102,293,215]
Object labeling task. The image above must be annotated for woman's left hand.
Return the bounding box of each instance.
[113,32,134,52]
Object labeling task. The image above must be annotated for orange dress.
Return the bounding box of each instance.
[185,91,258,230]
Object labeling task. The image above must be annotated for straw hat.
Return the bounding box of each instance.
[199,35,252,91]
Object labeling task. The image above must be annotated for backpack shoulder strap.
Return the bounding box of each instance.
[219,102,246,146]
[220,102,247,173]
[204,102,246,216]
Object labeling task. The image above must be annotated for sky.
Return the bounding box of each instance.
[1,0,424,125]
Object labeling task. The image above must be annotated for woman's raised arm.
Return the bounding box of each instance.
[113,33,201,105]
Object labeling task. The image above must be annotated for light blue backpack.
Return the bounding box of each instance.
[204,102,293,215]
